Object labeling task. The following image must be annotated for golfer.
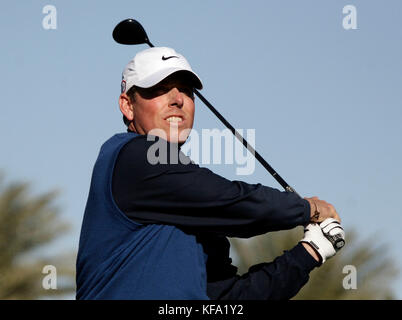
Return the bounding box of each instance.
[76,47,344,300]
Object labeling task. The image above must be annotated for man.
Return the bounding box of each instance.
[76,47,344,300]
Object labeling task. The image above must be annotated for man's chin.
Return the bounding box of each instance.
[167,135,190,146]
[168,128,191,144]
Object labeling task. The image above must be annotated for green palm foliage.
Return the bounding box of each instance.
[230,226,399,299]
[0,174,75,299]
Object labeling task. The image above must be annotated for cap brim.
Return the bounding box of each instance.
[133,67,203,90]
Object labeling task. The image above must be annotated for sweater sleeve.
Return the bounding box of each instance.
[205,241,319,300]
[112,135,310,238]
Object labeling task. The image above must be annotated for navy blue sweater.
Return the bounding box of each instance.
[77,133,209,299]
[110,133,318,299]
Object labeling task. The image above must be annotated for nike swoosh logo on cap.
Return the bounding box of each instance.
[162,55,179,61]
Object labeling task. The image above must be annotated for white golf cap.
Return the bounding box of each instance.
[121,47,202,93]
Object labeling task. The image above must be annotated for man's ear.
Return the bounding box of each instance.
[119,93,134,122]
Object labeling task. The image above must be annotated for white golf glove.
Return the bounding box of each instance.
[320,218,345,252]
[300,218,345,264]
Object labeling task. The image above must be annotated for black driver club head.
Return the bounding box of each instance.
[112,19,153,46]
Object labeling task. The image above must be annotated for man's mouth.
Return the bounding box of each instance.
[166,116,184,124]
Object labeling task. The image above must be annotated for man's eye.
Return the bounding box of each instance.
[153,87,169,95]
[148,85,194,98]
[180,87,194,97]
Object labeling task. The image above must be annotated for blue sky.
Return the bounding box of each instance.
[1,1,401,298]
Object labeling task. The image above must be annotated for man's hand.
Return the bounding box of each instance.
[304,196,341,223]
[320,218,345,251]
[300,219,345,264]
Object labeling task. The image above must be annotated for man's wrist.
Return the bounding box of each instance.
[306,198,320,222]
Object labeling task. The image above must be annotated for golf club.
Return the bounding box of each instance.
[113,19,299,195]
[112,18,345,250]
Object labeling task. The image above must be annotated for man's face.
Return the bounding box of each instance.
[122,74,195,143]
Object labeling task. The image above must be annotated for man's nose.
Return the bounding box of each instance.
[168,87,184,108]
